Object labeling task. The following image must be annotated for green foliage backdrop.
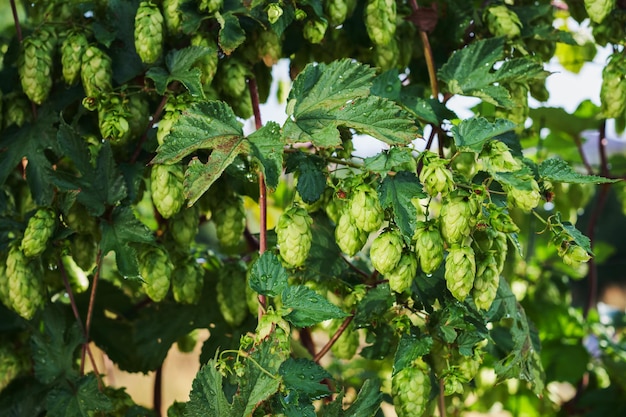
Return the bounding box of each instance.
[1,0,626,416]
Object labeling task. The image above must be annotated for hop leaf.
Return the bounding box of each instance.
[139,246,173,302]
[350,184,384,233]
[134,1,164,64]
[370,229,404,275]
[21,207,57,258]
[392,359,432,417]
[276,205,313,267]
[151,163,185,219]
[444,245,476,302]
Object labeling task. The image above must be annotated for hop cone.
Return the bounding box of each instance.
[216,262,248,326]
[81,46,113,98]
[65,202,99,235]
[0,344,24,392]
[276,205,313,267]
[330,321,360,360]
[445,245,476,302]
[266,3,283,24]
[199,0,223,13]
[392,360,432,417]
[387,252,418,294]
[457,349,483,382]
[370,229,403,275]
[335,211,368,257]
[19,27,56,105]
[325,0,350,26]
[492,231,508,274]
[303,19,328,44]
[585,0,615,23]
[127,94,151,137]
[600,53,626,118]
[349,184,383,232]
[163,0,182,35]
[365,0,396,46]
[61,30,88,86]
[413,221,444,274]
[134,1,164,64]
[372,39,399,71]
[440,194,474,245]
[71,233,98,271]
[190,34,219,87]
[558,242,592,268]
[7,244,45,320]
[218,58,249,99]
[98,95,131,143]
[255,30,282,67]
[157,94,195,145]
[419,152,455,196]
[169,205,199,248]
[505,177,541,211]
[4,93,32,127]
[490,209,520,234]
[485,5,522,38]
[325,194,347,224]
[0,253,9,309]
[151,163,185,219]
[21,207,57,258]
[480,140,522,173]
[172,259,204,304]
[139,246,173,302]
[212,194,246,250]
[472,254,499,311]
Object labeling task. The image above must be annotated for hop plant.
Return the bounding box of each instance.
[387,251,418,294]
[7,244,45,320]
[335,211,368,257]
[419,151,455,196]
[485,5,522,38]
[555,237,592,268]
[480,140,522,173]
[370,229,404,275]
[324,0,350,26]
[600,52,626,118]
[151,163,185,219]
[349,184,384,232]
[162,0,183,35]
[414,220,445,274]
[172,259,204,304]
[169,205,199,248]
[276,205,313,267]
[255,30,282,67]
[585,0,615,23]
[445,245,476,302]
[134,1,164,64]
[21,207,57,258]
[303,19,328,44]
[217,58,249,99]
[216,262,249,326]
[190,34,219,88]
[212,194,246,250]
[81,46,113,98]
[19,27,56,105]
[504,176,541,211]
[97,95,131,143]
[392,359,432,417]
[440,193,475,245]
[365,0,396,46]
[61,30,88,86]
[138,246,173,302]
[489,207,520,234]
[472,254,499,311]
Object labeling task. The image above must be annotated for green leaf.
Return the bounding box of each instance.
[216,11,246,55]
[371,69,401,100]
[539,158,619,184]
[186,360,233,417]
[285,152,327,204]
[30,304,83,384]
[492,166,536,191]
[451,117,517,153]
[438,38,547,107]
[100,205,154,279]
[364,148,417,175]
[45,374,113,417]
[282,285,349,327]
[145,46,208,97]
[248,121,284,191]
[302,213,348,282]
[279,358,332,400]
[393,334,433,375]
[342,379,383,417]
[249,251,289,297]
[552,213,593,253]
[378,171,426,243]
[353,284,394,328]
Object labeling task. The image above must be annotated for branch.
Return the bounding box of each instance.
[408,0,440,98]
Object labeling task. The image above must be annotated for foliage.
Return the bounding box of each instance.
[1,0,626,416]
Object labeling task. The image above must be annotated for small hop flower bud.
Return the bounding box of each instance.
[61,30,88,86]
[485,5,522,38]
[480,140,522,173]
[370,229,404,275]
[472,254,499,311]
[392,359,432,417]
[212,194,246,250]
[413,220,445,274]
[172,258,204,304]
[6,244,45,320]
[365,0,397,46]
[139,246,173,302]
[440,193,474,245]
[217,262,249,326]
[276,205,313,267]
[134,1,164,64]
[445,245,476,302]
[387,252,418,294]
[349,184,384,232]
[267,3,283,24]
[151,163,185,219]
[505,177,541,211]
[303,19,328,44]
[21,207,57,258]
[199,0,223,14]
[335,211,368,256]
[419,152,455,196]
[558,242,592,268]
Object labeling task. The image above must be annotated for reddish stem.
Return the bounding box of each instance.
[85,249,103,343]
[313,314,354,363]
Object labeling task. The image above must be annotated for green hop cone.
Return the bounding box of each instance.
[157,94,195,145]
[440,193,475,245]
[330,321,360,360]
[490,208,520,234]
[457,349,483,382]
[349,184,384,232]
[97,95,131,143]
[276,205,313,267]
[266,3,283,24]
[387,251,418,294]
[325,192,347,224]
[21,207,57,258]
[256,30,282,67]
[169,205,199,248]
[444,245,476,302]
[139,246,173,302]
[217,58,249,99]
[61,30,88,85]
[480,140,522,173]
[163,0,183,35]
[7,244,45,320]
[212,194,246,250]
[372,38,399,71]
[303,19,328,44]
[335,211,368,257]
[485,5,522,38]
[81,46,113,98]
[151,163,185,219]
[365,0,396,46]
[127,93,151,138]
[3,93,32,127]
[558,241,592,268]
[0,252,10,309]
[0,344,25,392]
[325,0,349,26]
[392,359,432,417]
[19,27,56,105]
[600,53,626,118]
[370,229,404,275]
[505,177,541,211]
[172,259,204,304]
[472,254,499,311]
[190,34,219,88]
[492,231,508,274]
[413,220,445,274]
[134,1,164,64]
[71,233,98,271]
[199,0,223,13]
[585,0,615,23]
[216,262,249,326]
[419,152,455,196]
